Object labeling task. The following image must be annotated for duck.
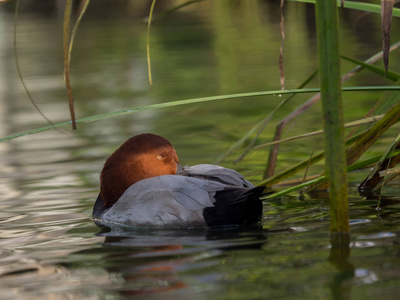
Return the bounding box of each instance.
[92,133,265,229]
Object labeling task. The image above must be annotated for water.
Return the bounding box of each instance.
[1,1,400,299]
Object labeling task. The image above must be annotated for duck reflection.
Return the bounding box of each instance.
[93,224,269,297]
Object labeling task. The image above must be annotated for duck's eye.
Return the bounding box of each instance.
[157,154,165,160]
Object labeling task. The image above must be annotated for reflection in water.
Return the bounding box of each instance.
[78,225,269,298]
[357,232,396,239]
[329,234,354,300]
[1,0,400,298]
[354,268,378,285]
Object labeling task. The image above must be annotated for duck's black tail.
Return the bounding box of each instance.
[203,186,265,227]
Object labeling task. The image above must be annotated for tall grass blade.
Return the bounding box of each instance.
[67,0,90,67]
[255,114,384,149]
[264,92,319,179]
[359,132,400,191]
[288,0,400,17]
[374,83,400,115]
[150,0,203,21]
[315,0,348,233]
[13,0,61,132]
[262,149,400,199]
[264,41,400,178]
[279,0,285,90]
[63,0,76,130]
[347,67,400,137]
[381,0,394,75]
[341,55,400,81]
[257,132,363,188]
[262,89,400,195]
[346,85,400,166]
[215,69,317,165]
[1,86,400,143]
[147,0,157,88]
[214,118,265,164]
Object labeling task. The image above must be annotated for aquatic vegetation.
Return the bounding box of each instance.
[1,0,400,234]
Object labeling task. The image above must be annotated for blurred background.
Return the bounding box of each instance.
[0,1,400,299]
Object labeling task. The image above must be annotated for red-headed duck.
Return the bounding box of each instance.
[92,133,264,229]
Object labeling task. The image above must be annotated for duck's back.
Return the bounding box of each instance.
[178,164,254,187]
[94,164,264,228]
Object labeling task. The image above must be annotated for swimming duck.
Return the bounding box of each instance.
[92,133,264,229]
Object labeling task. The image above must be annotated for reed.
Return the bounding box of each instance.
[2,0,400,220]
[1,86,399,144]
[315,0,349,233]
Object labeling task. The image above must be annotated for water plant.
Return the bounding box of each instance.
[1,0,400,236]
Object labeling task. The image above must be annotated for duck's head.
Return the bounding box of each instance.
[99,133,180,207]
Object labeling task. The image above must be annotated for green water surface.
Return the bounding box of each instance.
[0,1,400,299]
